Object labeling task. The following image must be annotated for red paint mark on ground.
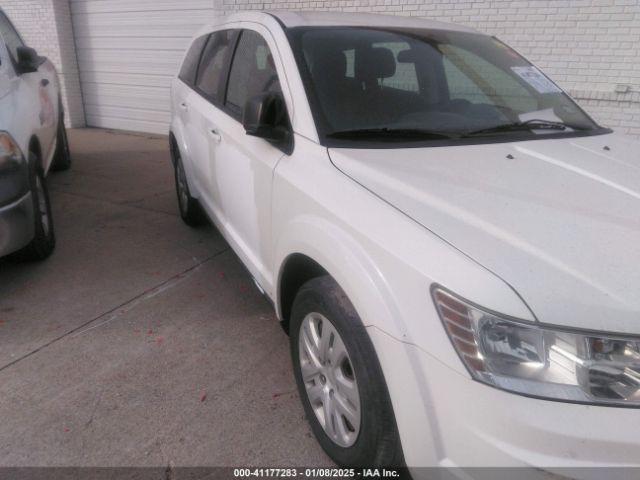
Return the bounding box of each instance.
[156,337,164,345]
[200,392,207,402]
[272,390,296,399]
[147,329,153,335]
[64,427,70,433]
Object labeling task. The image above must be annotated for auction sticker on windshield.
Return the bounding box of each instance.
[511,66,562,94]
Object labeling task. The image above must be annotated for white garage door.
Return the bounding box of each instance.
[70,0,218,135]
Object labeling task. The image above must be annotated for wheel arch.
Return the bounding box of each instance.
[168,124,199,198]
[277,253,328,334]
[168,131,178,167]
[274,217,405,340]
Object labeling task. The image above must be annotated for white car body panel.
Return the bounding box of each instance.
[330,132,640,334]
[0,8,62,256]
[0,37,60,174]
[170,11,640,474]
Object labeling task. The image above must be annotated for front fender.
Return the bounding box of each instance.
[274,214,406,339]
[274,216,446,467]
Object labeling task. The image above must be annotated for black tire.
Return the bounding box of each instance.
[51,108,71,171]
[16,153,56,261]
[173,150,205,227]
[290,275,404,468]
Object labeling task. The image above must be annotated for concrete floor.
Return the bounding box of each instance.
[0,129,331,467]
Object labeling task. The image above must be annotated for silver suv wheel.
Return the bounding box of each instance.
[298,312,361,447]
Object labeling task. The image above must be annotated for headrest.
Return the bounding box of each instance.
[355,47,396,80]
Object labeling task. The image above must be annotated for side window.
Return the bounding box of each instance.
[226,30,281,115]
[179,35,208,86]
[195,30,235,102]
[0,11,25,62]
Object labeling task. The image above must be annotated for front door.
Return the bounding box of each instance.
[210,27,289,294]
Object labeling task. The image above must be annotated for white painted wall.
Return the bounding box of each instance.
[69,0,223,134]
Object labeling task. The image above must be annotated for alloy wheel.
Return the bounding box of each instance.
[298,312,361,447]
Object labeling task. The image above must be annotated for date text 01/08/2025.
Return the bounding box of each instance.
[233,468,402,478]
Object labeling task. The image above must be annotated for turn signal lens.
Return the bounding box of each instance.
[0,132,24,172]
[0,132,28,204]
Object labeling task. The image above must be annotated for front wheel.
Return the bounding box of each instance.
[17,154,56,260]
[290,276,404,468]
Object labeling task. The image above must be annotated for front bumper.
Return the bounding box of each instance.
[367,327,640,480]
[0,192,34,257]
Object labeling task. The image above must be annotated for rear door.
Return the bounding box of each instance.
[184,29,237,211]
[174,33,210,196]
[209,27,290,293]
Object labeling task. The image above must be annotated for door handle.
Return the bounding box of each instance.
[179,102,188,111]
[209,128,222,143]
[40,78,50,87]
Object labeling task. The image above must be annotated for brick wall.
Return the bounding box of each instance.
[1,0,85,127]
[224,0,640,138]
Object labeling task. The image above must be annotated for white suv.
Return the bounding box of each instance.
[0,9,70,260]
[170,11,640,476]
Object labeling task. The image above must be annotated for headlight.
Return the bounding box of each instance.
[432,286,640,406]
[0,132,24,171]
[0,132,28,204]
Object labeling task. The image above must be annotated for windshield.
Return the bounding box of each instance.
[288,27,602,145]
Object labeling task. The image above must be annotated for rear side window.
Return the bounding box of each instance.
[179,35,208,86]
[226,30,281,115]
[195,30,235,102]
[0,11,25,62]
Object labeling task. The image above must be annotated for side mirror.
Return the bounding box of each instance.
[15,46,41,74]
[242,92,290,145]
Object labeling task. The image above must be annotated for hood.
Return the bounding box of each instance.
[330,133,640,334]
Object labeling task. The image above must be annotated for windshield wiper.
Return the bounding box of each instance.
[326,127,457,140]
[465,119,587,136]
